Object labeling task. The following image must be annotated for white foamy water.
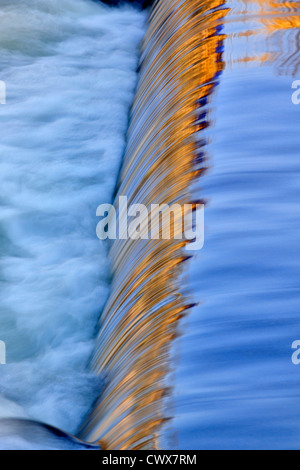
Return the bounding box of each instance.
[0,0,145,438]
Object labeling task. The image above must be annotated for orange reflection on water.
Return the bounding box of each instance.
[79,0,299,450]
[227,0,300,73]
[79,0,227,450]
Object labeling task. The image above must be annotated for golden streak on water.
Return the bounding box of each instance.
[79,0,300,450]
[78,0,227,450]
[226,0,300,72]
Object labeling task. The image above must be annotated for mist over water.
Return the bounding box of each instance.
[0,0,145,436]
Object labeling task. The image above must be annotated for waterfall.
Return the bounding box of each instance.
[79,0,227,450]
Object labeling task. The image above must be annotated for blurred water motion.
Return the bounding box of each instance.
[80,0,300,450]
[173,0,300,451]
[79,0,227,450]
[0,0,146,440]
[0,419,100,451]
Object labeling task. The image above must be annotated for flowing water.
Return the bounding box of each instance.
[0,0,300,450]
[172,0,300,450]
[80,0,300,450]
[0,0,145,449]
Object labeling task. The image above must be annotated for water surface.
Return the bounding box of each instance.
[0,0,299,451]
[0,0,145,438]
[173,0,300,450]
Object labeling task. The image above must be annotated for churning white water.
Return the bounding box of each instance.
[0,0,145,439]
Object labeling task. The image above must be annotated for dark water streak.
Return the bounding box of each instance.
[96,0,153,9]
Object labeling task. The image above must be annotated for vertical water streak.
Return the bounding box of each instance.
[79,0,228,450]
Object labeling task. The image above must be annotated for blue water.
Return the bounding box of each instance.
[173,6,300,449]
[0,0,145,446]
[0,0,300,451]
